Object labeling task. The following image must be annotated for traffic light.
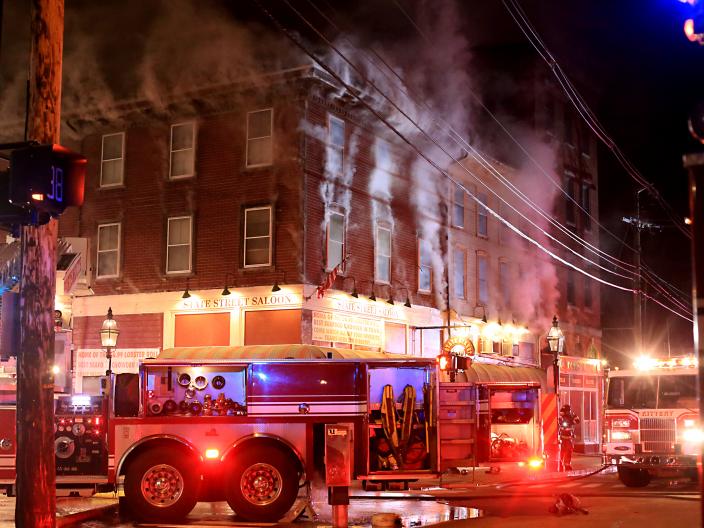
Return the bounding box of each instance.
[9,144,86,216]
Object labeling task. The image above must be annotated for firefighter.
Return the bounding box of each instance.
[558,404,580,471]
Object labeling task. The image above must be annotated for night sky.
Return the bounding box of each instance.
[1,0,703,364]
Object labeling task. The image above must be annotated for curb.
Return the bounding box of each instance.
[56,502,118,528]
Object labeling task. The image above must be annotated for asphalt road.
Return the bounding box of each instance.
[87,471,700,527]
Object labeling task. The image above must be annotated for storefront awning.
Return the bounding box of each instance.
[444,362,547,386]
[158,344,416,362]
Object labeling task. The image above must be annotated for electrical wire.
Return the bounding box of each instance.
[503,0,691,240]
[252,0,693,323]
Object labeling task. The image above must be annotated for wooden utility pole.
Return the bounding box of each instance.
[15,1,64,527]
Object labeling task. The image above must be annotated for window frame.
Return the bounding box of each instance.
[169,121,197,180]
[565,173,577,227]
[477,193,489,238]
[100,132,125,188]
[243,206,273,268]
[476,252,489,306]
[326,209,346,272]
[581,182,592,231]
[375,223,392,284]
[452,184,465,229]
[498,258,510,309]
[327,114,345,176]
[453,247,466,300]
[96,222,121,279]
[584,276,593,309]
[166,215,193,275]
[417,239,433,294]
[246,108,274,168]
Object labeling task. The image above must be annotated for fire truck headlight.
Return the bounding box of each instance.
[612,419,631,428]
[684,419,696,428]
[528,457,543,469]
[682,429,704,443]
[611,431,632,441]
[205,448,220,459]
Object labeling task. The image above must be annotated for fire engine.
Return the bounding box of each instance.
[0,345,439,522]
[604,355,700,487]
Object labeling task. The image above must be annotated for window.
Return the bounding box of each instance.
[477,252,488,305]
[565,175,577,226]
[246,109,273,167]
[418,239,432,292]
[375,224,391,283]
[244,206,272,267]
[581,183,591,231]
[170,122,195,178]
[100,133,124,187]
[166,216,193,274]
[452,185,465,228]
[326,210,345,271]
[567,269,576,305]
[327,115,345,175]
[477,193,488,237]
[96,223,120,278]
[584,278,593,308]
[579,124,590,156]
[499,259,510,308]
[453,248,466,299]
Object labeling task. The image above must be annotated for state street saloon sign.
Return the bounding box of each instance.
[181,292,301,310]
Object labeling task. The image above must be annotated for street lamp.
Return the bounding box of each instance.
[100,307,119,376]
[546,315,565,470]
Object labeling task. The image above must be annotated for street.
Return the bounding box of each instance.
[76,470,699,528]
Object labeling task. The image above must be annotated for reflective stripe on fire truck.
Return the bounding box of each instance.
[247,401,367,415]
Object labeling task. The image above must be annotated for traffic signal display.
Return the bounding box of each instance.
[9,144,86,217]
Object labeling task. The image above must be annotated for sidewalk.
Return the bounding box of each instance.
[0,495,117,528]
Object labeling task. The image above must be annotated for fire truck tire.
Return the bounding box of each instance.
[224,444,298,522]
[617,466,651,488]
[123,447,200,522]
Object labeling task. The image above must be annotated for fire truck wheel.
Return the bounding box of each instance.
[225,444,298,522]
[617,466,651,488]
[123,447,200,522]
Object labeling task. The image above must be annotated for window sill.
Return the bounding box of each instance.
[168,174,197,181]
[243,163,274,172]
[99,184,126,190]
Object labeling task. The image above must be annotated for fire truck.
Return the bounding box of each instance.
[0,344,439,522]
[604,355,700,487]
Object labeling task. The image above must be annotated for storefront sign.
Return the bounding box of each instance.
[330,298,400,319]
[181,293,301,311]
[75,348,160,376]
[584,376,597,389]
[560,356,600,374]
[571,374,584,387]
[312,311,383,349]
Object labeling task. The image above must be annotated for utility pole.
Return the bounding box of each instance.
[622,189,662,355]
[15,1,64,527]
[683,152,704,525]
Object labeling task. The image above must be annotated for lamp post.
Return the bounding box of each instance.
[546,315,565,470]
[100,307,119,377]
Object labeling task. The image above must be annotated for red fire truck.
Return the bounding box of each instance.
[604,355,700,487]
[0,345,439,522]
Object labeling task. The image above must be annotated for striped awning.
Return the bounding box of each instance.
[442,362,547,386]
[157,344,411,361]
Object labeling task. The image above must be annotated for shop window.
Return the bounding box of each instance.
[175,312,230,347]
[244,309,301,345]
[244,206,272,267]
[418,239,432,292]
[477,252,488,305]
[96,223,120,278]
[246,108,273,167]
[384,322,406,354]
[453,248,466,299]
[452,184,465,228]
[477,193,488,237]
[327,114,345,175]
[100,132,124,187]
[326,210,345,271]
[170,122,196,178]
[166,216,193,274]
[375,223,391,283]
